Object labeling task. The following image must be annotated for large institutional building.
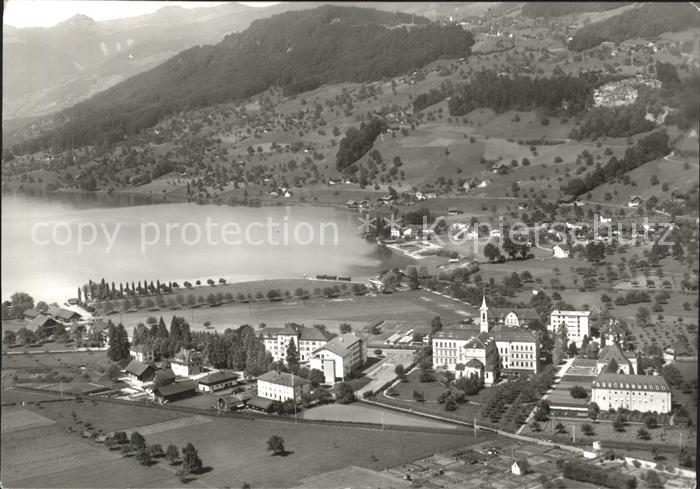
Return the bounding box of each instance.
[591,372,672,413]
[548,310,591,347]
[432,296,539,385]
[310,333,367,384]
[257,324,334,363]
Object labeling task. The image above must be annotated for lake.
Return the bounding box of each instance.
[1,194,409,303]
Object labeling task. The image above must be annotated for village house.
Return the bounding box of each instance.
[170,348,203,377]
[89,320,111,347]
[627,196,642,208]
[256,370,311,402]
[47,306,81,324]
[124,359,155,384]
[215,391,251,411]
[548,310,591,347]
[153,380,197,404]
[552,244,570,258]
[23,308,41,321]
[196,370,239,392]
[309,333,367,384]
[130,345,155,364]
[511,460,528,476]
[30,314,61,336]
[663,347,676,364]
[591,373,671,413]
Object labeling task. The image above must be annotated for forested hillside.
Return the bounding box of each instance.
[569,3,698,51]
[16,5,473,153]
[445,70,604,117]
[521,2,624,18]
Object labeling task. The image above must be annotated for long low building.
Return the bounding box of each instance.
[590,373,671,413]
[197,370,239,392]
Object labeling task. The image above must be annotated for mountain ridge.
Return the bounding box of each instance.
[14,5,474,153]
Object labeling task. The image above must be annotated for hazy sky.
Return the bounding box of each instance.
[3,1,281,28]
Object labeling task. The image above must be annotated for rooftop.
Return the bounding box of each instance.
[47,306,81,321]
[434,327,481,341]
[197,370,239,386]
[125,359,153,378]
[490,308,540,321]
[257,370,311,388]
[593,372,670,392]
[464,332,493,349]
[315,333,362,357]
[599,342,637,365]
[551,310,591,317]
[490,325,538,343]
[154,380,196,397]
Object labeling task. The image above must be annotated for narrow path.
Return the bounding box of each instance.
[517,357,575,435]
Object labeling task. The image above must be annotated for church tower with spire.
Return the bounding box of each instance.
[480,294,489,333]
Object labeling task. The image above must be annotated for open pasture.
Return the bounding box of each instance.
[113,290,473,333]
[139,409,481,488]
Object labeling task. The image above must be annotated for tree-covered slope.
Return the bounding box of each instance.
[521,2,625,18]
[569,3,699,51]
[20,5,473,152]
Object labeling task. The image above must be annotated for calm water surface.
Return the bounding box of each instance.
[2,194,408,302]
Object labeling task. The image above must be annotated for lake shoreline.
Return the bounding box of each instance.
[3,195,412,303]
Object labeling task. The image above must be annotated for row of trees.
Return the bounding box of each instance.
[105,430,203,482]
[131,316,193,359]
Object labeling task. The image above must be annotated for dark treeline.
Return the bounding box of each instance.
[131,316,193,360]
[191,325,272,376]
[569,3,698,51]
[569,102,655,140]
[521,2,624,18]
[412,80,454,112]
[562,129,670,197]
[446,70,604,117]
[82,278,179,302]
[15,5,473,154]
[336,117,387,172]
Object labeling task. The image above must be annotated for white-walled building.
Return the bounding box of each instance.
[433,300,539,382]
[309,333,366,384]
[257,370,311,402]
[549,310,591,347]
[197,370,239,392]
[130,345,155,364]
[170,348,203,377]
[433,329,499,385]
[258,324,334,363]
[491,325,540,375]
[591,373,671,413]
